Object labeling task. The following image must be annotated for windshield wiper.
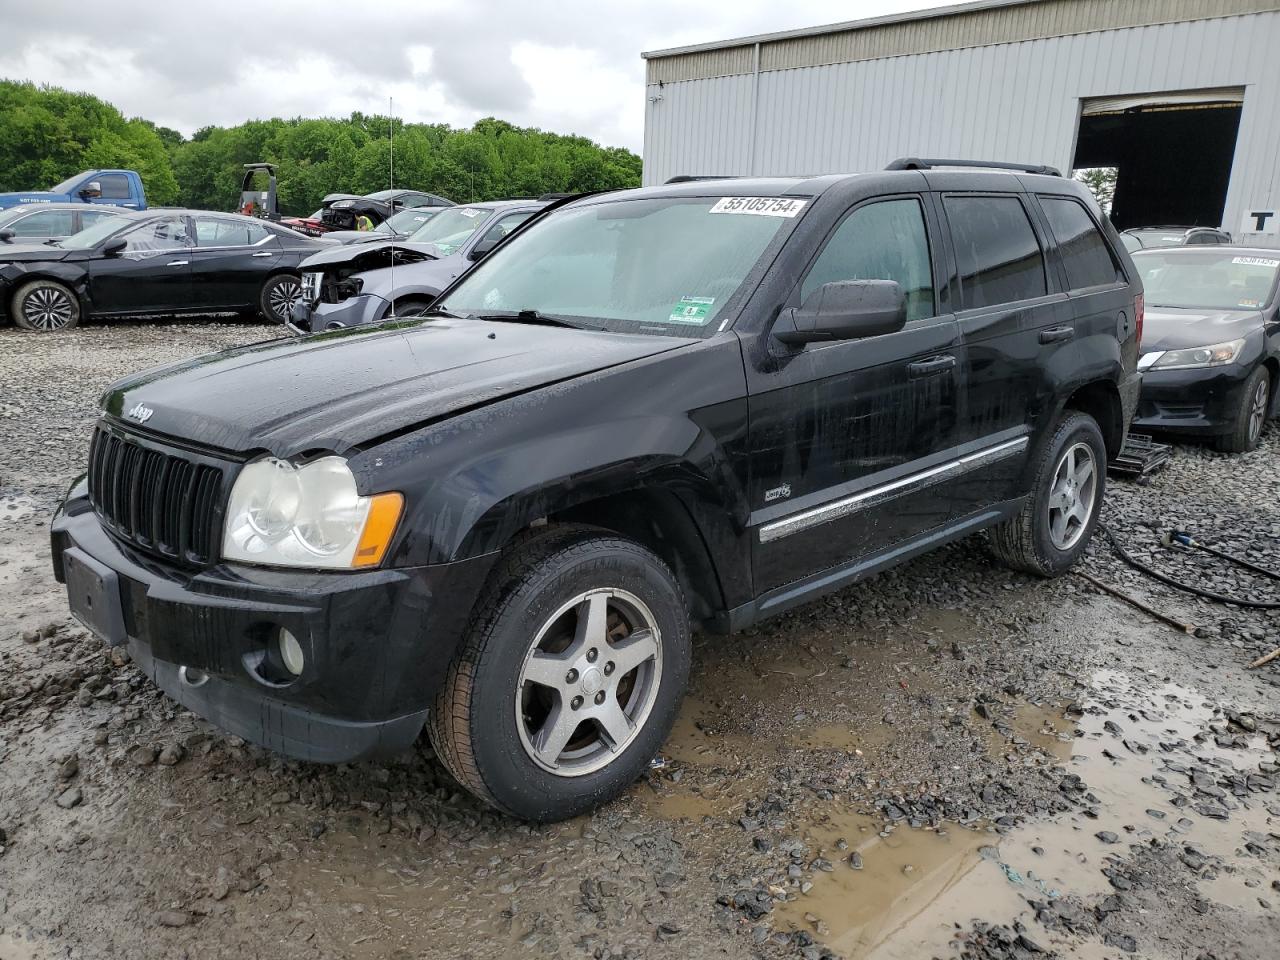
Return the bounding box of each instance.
[471,309,595,330]
[411,307,469,320]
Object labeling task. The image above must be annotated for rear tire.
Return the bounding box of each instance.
[1214,366,1269,453]
[11,280,80,332]
[988,411,1106,577]
[259,273,302,325]
[428,525,691,822]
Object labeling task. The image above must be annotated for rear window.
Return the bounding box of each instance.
[98,174,131,200]
[944,195,1046,309]
[1039,197,1121,291]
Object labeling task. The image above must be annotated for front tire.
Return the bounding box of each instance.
[428,526,691,821]
[11,280,80,331]
[988,411,1106,577]
[1215,366,1269,453]
[259,273,302,325]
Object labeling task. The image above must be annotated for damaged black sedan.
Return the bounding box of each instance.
[1,210,329,331]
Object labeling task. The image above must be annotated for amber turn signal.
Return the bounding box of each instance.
[352,492,404,568]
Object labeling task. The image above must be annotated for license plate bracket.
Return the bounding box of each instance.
[63,547,127,646]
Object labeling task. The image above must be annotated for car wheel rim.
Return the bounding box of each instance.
[515,588,662,777]
[1248,379,1267,443]
[268,279,301,321]
[23,287,74,330]
[1047,441,1096,551]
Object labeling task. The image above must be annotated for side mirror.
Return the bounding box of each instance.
[79,181,102,198]
[773,279,907,346]
[468,240,497,261]
[0,229,13,243]
[102,237,127,257]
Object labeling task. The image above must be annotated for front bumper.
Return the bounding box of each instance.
[291,293,390,332]
[51,484,495,763]
[1133,362,1253,436]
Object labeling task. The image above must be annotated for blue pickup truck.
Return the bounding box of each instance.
[0,169,147,212]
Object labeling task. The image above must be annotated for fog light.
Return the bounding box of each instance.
[277,628,305,676]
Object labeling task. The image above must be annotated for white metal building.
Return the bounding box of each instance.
[641,0,1280,243]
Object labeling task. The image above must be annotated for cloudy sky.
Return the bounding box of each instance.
[0,0,936,151]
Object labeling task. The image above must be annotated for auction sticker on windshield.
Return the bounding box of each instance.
[1232,256,1280,267]
[709,197,807,218]
[666,296,715,325]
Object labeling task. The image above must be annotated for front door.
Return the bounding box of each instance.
[88,215,192,314]
[746,195,963,595]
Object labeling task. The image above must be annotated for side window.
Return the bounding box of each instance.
[944,195,1046,309]
[194,218,270,247]
[475,212,533,253]
[1039,197,1121,291]
[79,210,114,229]
[10,209,76,237]
[123,217,189,253]
[97,175,131,200]
[800,197,935,322]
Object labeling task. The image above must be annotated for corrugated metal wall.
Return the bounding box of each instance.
[642,11,1280,242]
[646,0,1280,81]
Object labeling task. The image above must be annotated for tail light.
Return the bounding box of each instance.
[1134,293,1144,347]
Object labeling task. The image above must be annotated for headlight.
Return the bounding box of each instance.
[222,456,403,569]
[1148,338,1245,370]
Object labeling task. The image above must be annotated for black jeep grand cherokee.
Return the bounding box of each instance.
[52,160,1142,821]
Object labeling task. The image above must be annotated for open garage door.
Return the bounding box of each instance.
[1072,87,1243,231]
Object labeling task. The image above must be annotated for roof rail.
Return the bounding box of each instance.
[664,174,741,184]
[886,157,1062,177]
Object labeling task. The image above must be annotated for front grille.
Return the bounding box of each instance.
[87,426,227,566]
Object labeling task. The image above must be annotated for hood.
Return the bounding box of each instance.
[101,317,693,456]
[0,192,68,210]
[299,240,437,272]
[323,230,398,245]
[0,242,72,262]
[1141,306,1264,353]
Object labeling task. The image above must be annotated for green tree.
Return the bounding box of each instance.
[0,79,643,216]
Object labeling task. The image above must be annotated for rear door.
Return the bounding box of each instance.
[190,216,279,309]
[747,194,963,593]
[938,191,1062,514]
[88,215,192,314]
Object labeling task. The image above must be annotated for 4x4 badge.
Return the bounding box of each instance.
[764,483,791,503]
[126,402,154,424]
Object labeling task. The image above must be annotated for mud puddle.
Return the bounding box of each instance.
[772,668,1278,958]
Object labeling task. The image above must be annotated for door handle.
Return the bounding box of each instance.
[907,355,956,379]
[167,260,189,267]
[251,251,273,258]
[1039,326,1074,344]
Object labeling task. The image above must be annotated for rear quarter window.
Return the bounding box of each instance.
[944,195,1047,309]
[1039,196,1122,290]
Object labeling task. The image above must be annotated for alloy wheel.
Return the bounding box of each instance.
[1047,441,1097,551]
[22,287,75,330]
[1248,378,1268,444]
[268,278,302,322]
[515,588,662,777]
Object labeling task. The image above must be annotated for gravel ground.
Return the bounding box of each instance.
[0,320,1277,960]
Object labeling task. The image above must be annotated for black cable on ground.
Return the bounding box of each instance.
[1096,523,1280,610]
[1164,529,1280,582]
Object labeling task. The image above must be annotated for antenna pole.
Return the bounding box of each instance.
[389,96,395,318]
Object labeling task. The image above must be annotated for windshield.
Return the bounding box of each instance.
[438,196,803,337]
[1137,252,1280,311]
[49,173,88,194]
[406,206,492,254]
[59,214,136,250]
[381,207,437,234]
